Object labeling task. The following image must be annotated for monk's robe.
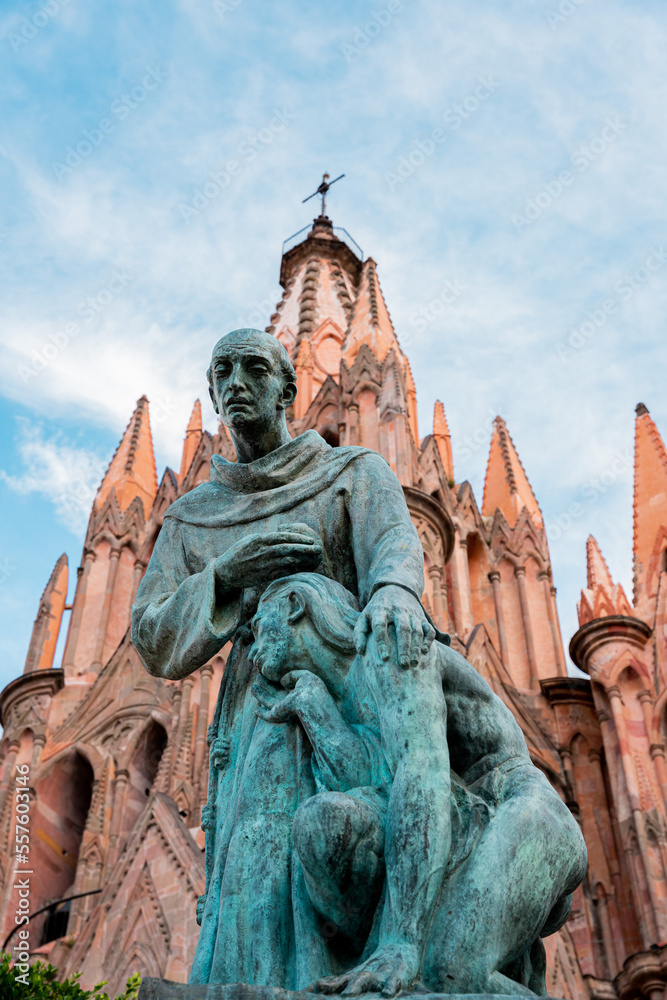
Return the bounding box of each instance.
[131,430,425,989]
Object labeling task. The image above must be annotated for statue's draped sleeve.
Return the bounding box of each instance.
[346,452,425,605]
[131,517,241,680]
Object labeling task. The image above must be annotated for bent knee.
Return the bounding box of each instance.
[505,776,587,889]
[294,791,351,840]
[294,792,374,867]
[532,782,588,890]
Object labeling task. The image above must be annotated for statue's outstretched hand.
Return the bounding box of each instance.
[310,942,420,998]
[214,526,321,592]
[354,584,435,669]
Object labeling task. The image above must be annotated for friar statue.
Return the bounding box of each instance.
[131,329,586,998]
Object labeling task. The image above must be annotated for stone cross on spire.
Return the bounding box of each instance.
[302,172,345,216]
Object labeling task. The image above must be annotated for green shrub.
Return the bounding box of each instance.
[0,952,141,1000]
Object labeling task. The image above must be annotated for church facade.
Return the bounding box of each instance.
[1,215,666,1000]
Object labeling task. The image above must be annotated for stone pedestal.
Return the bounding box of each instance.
[137,978,566,1000]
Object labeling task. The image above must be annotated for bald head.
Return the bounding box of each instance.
[206,328,298,462]
[207,329,295,389]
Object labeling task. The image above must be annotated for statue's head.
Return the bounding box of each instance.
[207,329,297,436]
[250,572,359,686]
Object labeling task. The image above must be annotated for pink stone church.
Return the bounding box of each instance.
[2,215,667,1000]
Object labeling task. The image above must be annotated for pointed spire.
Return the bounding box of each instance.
[586,535,614,591]
[433,401,454,482]
[577,534,633,626]
[633,402,667,602]
[482,416,543,528]
[24,554,68,674]
[96,396,158,513]
[179,400,203,483]
[343,259,403,368]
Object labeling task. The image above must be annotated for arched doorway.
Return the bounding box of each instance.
[120,720,168,842]
[33,751,94,945]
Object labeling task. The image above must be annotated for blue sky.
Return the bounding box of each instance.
[1,0,666,700]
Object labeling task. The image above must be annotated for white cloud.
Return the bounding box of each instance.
[1,0,667,675]
[0,421,107,536]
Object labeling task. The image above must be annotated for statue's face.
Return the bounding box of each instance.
[209,343,292,432]
[250,599,294,682]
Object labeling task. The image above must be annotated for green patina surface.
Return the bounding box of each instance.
[132,331,586,998]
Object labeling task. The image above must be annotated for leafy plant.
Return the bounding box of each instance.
[0,952,141,1000]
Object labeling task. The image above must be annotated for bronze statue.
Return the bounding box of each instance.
[132,330,586,997]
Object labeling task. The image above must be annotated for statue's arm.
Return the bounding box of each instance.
[131,518,242,681]
[345,453,437,670]
[297,685,377,792]
[346,453,425,605]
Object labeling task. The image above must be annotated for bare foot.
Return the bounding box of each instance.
[310,943,420,998]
